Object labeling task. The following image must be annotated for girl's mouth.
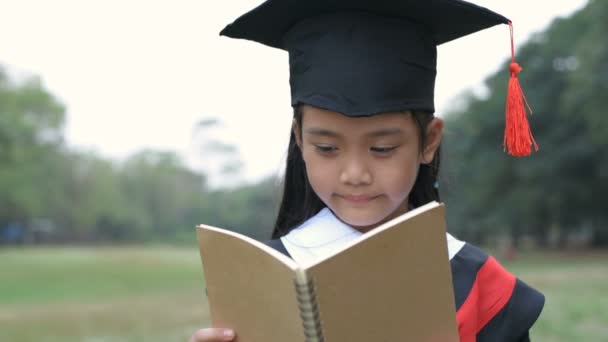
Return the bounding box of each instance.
[341,194,376,203]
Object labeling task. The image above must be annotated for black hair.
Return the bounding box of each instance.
[271,105,441,239]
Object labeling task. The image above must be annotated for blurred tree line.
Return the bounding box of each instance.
[1,0,606,248]
[442,0,607,248]
[0,67,278,244]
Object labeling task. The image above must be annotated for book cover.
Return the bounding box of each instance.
[197,201,459,342]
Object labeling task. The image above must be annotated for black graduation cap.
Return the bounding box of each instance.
[221,0,537,156]
[221,0,509,115]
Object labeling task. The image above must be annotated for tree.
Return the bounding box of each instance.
[443,0,608,248]
[0,67,67,242]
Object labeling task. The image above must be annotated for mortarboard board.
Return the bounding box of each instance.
[220,0,537,156]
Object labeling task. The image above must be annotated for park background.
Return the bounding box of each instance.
[1,0,607,341]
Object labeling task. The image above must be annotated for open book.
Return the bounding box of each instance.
[196,201,458,342]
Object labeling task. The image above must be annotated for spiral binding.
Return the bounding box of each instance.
[294,273,324,342]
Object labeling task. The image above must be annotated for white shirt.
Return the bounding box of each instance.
[281,207,465,266]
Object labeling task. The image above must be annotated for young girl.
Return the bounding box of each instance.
[191,0,544,341]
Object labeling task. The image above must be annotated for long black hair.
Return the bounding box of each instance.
[271,105,441,239]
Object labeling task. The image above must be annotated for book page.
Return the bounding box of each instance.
[197,226,304,342]
[305,203,459,342]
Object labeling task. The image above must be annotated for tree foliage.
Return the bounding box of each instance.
[0,65,277,244]
[1,0,606,247]
[442,0,608,247]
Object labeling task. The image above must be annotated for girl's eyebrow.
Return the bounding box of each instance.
[304,128,341,137]
[365,128,404,137]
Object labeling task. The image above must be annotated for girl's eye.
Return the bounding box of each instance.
[370,146,397,154]
[315,145,338,154]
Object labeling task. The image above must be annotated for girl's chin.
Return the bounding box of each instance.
[332,210,386,231]
[330,203,408,232]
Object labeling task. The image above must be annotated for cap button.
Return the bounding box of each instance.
[510,62,522,75]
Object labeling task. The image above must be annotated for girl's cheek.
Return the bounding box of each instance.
[385,159,419,192]
[310,165,334,185]
[308,164,339,196]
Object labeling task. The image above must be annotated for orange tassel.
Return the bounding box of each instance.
[504,22,538,157]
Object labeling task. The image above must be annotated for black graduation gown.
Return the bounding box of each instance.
[265,239,544,342]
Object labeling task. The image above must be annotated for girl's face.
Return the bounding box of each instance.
[294,105,443,232]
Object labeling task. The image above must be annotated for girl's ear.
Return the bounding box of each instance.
[292,119,303,149]
[422,117,444,164]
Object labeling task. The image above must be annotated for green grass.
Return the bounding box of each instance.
[0,247,205,306]
[503,252,608,342]
[0,247,208,342]
[1,247,606,341]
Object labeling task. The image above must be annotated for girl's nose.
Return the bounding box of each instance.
[339,157,372,186]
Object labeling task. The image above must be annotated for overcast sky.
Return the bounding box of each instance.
[0,0,587,186]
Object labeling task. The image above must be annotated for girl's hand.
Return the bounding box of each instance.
[189,328,235,342]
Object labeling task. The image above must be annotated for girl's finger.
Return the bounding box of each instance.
[189,328,235,342]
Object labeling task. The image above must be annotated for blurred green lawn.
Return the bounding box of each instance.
[1,247,606,342]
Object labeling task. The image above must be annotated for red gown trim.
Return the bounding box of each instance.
[456,256,517,341]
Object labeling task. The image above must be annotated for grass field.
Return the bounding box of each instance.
[1,247,607,342]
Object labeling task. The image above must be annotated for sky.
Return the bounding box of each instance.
[0,0,587,186]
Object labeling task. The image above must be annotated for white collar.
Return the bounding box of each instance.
[281,207,465,266]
